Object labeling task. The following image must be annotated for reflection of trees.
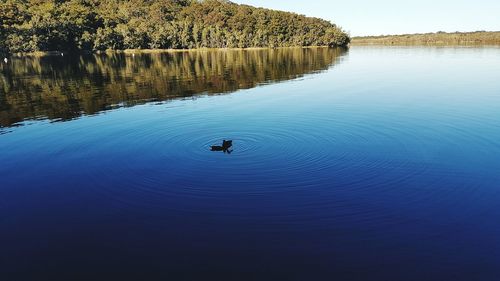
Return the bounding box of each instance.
[0,48,346,127]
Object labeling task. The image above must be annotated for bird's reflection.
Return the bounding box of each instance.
[211,140,233,154]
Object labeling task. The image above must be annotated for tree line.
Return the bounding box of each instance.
[0,0,350,55]
[351,31,500,46]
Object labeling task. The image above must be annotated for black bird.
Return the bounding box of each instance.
[211,139,233,153]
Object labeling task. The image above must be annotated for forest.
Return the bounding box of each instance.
[0,0,350,55]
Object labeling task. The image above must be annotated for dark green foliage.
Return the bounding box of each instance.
[0,0,350,54]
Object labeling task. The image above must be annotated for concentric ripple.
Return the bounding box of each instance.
[2,46,500,280]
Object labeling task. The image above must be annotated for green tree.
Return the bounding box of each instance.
[0,0,350,54]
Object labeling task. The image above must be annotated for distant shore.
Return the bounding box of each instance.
[351,31,500,46]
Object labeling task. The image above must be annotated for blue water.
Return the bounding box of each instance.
[1,47,500,280]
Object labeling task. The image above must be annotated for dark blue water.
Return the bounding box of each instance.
[1,47,500,280]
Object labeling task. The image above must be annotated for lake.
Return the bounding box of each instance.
[1,47,500,281]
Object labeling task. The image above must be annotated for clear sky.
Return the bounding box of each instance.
[232,0,500,36]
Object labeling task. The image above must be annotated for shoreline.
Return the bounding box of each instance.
[2,46,345,58]
[351,31,500,46]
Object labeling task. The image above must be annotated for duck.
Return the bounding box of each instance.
[211,139,233,152]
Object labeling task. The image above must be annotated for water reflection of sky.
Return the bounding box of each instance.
[1,47,500,281]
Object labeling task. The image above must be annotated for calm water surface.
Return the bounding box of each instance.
[1,47,500,281]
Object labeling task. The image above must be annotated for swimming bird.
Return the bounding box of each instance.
[3,58,7,63]
[211,139,233,153]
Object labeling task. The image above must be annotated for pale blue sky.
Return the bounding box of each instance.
[232,0,500,36]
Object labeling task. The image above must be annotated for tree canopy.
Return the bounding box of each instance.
[0,0,350,55]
